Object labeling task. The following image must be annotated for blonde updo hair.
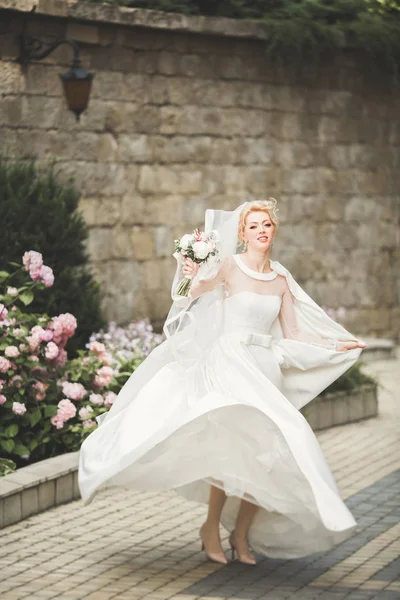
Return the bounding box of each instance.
[238,198,279,244]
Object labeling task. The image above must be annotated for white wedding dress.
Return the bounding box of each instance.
[79,250,363,559]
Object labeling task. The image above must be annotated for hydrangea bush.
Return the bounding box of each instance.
[0,252,164,475]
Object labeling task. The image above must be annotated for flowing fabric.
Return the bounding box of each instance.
[78,202,363,559]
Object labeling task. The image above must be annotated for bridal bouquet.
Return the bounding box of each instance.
[174,228,220,296]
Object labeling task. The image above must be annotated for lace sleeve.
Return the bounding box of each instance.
[187,257,230,300]
[279,279,337,350]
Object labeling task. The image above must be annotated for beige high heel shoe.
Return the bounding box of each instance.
[229,531,257,565]
[199,524,228,565]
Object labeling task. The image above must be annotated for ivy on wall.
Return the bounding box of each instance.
[88,0,400,83]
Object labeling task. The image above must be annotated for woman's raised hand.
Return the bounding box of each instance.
[336,339,367,352]
[183,257,200,278]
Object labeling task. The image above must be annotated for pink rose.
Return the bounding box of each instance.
[89,393,104,406]
[104,391,117,408]
[0,357,12,373]
[61,382,87,401]
[12,401,27,415]
[0,304,8,321]
[39,265,54,288]
[5,345,19,358]
[0,394,6,405]
[45,342,59,361]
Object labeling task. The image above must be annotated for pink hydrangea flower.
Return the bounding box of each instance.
[0,357,12,373]
[23,250,43,281]
[94,366,114,389]
[33,381,48,401]
[41,330,54,342]
[19,343,27,352]
[0,304,8,321]
[50,415,64,429]
[7,287,18,296]
[79,406,94,420]
[10,375,23,388]
[5,346,19,358]
[45,341,59,361]
[28,355,39,362]
[26,333,41,352]
[55,348,68,368]
[82,419,96,429]
[12,401,27,415]
[50,313,77,347]
[89,341,106,355]
[57,398,77,421]
[101,352,113,367]
[89,393,103,406]
[0,379,5,391]
[39,265,54,287]
[104,391,117,407]
[61,381,87,401]
[0,394,6,405]
[13,328,24,337]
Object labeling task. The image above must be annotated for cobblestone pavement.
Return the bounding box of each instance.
[1,350,399,600]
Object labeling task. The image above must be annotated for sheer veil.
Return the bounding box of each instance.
[97,201,362,427]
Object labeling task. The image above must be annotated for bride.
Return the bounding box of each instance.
[78,199,366,566]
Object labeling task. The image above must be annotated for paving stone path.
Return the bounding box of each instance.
[0,350,399,600]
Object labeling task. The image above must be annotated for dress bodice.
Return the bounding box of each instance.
[222,292,282,336]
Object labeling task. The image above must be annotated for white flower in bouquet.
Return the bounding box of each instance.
[174,228,220,296]
[192,241,209,260]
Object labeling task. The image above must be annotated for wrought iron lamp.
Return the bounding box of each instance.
[19,35,94,121]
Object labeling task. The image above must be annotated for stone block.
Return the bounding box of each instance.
[91,71,124,100]
[118,134,151,163]
[153,225,173,258]
[348,391,365,422]
[38,480,56,511]
[73,471,81,500]
[331,394,349,426]
[363,386,378,418]
[3,493,21,527]
[87,228,114,262]
[21,95,62,129]
[138,165,202,195]
[0,499,3,529]
[0,96,23,126]
[158,51,180,75]
[144,195,185,225]
[317,398,334,430]
[97,133,118,162]
[180,53,217,79]
[66,23,99,45]
[121,195,146,224]
[21,486,38,520]
[131,227,154,260]
[55,473,74,505]
[0,61,24,94]
[281,168,320,194]
[110,226,133,259]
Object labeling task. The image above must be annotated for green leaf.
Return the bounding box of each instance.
[28,439,38,451]
[13,443,29,456]
[8,261,22,268]
[19,289,34,306]
[5,424,19,437]
[0,439,15,453]
[0,270,10,280]
[30,409,41,427]
[44,405,58,417]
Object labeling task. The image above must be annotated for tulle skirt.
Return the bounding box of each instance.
[78,333,356,559]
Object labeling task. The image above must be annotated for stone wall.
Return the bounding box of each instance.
[1,0,399,337]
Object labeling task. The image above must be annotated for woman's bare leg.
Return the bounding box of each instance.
[200,484,227,563]
[230,498,259,564]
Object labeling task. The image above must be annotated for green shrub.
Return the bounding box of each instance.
[89,0,400,83]
[321,361,377,396]
[0,160,105,354]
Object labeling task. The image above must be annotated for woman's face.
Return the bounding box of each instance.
[243,211,275,251]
